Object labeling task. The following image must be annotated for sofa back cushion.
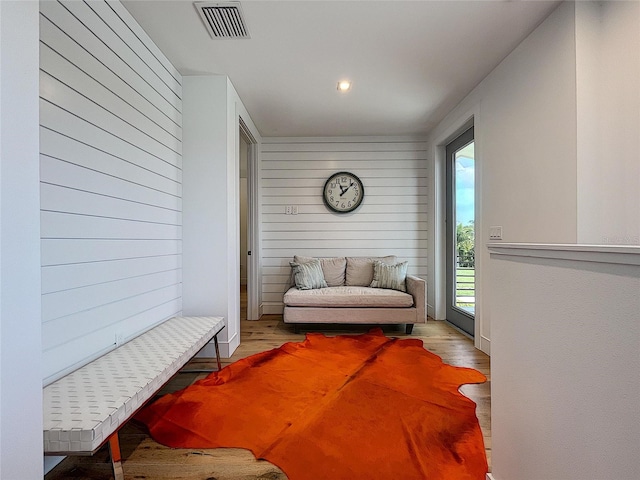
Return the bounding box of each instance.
[293,256,346,287]
[345,256,397,286]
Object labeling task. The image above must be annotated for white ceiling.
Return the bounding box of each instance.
[122,0,560,138]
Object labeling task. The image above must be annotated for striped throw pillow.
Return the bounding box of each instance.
[370,260,408,292]
[290,259,328,290]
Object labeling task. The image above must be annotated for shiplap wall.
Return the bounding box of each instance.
[39,0,182,383]
[261,137,428,313]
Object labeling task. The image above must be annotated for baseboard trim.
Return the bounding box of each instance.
[480,335,491,355]
[197,331,239,358]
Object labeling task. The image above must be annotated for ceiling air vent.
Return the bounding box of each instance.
[195,2,250,39]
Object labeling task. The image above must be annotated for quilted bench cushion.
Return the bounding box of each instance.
[283,286,413,308]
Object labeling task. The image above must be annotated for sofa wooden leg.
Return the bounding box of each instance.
[293,324,300,334]
[405,324,414,335]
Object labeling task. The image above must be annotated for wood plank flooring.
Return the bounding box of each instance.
[46,306,491,479]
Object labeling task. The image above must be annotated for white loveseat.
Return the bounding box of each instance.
[283,255,426,334]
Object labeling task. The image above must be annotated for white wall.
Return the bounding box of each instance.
[182,76,261,357]
[260,136,428,314]
[182,75,228,338]
[488,244,640,480]
[427,1,578,351]
[576,0,640,245]
[424,3,640,478]
[0,1,43,478]
[39,0,183,383]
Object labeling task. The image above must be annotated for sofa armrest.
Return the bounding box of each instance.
[406,275,427,322]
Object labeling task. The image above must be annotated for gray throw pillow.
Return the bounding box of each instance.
[290,259,328,290]
[370,260,409,292]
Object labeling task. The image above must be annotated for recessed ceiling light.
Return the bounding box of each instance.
[337,80,352,92]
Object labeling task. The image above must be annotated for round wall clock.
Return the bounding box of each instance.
[323,171,365,213]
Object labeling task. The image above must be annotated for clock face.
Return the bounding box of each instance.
[323,172,364,213]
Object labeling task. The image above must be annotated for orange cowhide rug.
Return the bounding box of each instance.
[137,329,487,480]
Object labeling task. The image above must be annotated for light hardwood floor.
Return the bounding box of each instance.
[46,292,491,479]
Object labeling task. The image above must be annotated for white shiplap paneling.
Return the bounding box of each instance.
[261,137,428,313]
[40,0,182,384]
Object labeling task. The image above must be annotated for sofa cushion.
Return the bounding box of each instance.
[370,260,408,292]
[290,259,328,290]
[345,256,397,286]
[294,256,346,287]
[283,286,413,308]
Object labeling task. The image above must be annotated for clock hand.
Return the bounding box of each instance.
[340,181,354,197]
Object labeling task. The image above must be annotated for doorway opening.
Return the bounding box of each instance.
[445,126,475,336]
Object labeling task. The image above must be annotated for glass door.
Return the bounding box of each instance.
[445,127,475,336]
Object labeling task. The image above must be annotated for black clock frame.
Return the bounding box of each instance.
[322,171,365,213]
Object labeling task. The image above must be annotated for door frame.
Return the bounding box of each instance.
[239,117,260,320]
[445,126,475,336]
[429,106,489,354]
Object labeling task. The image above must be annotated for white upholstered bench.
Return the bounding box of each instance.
[43,316,225,479]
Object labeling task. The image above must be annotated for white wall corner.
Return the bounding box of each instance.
[183,75,262,350]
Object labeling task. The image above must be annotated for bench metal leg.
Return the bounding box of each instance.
[108,433,125,480]
[179,333,223,374]
[213,333,222,370]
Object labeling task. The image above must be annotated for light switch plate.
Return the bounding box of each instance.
[489,226,503,240]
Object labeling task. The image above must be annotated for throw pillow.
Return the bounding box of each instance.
[290,259,328,290]
[370,260,409,292]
